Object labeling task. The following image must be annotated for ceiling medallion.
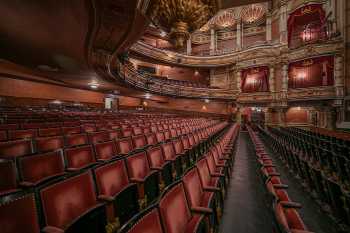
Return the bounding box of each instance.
[150,0,219,49]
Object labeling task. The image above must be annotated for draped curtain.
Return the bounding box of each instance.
[288,56,334,89]
[241,66,269,93]
[287,4,326,48]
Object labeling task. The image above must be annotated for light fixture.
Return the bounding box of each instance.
[145,93,151,99]
[297,107,301,111]
[204,99,210,103]
[194,70,199,76]
[202,105,207,110]
[89,82,99,89]
[297,72,306,80]
[160,31,167,37]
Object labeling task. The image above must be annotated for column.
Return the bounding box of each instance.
[334,55,344,97]
[265,108,272,126]
[282,64,288,92]
[266,13,272,42]
[236,70,242,93]
[236,21,242,51]
[210,28,216,55]
[236,106,242,124]
[269,66,275,92]
[279,2,288,45]
[186,37,192,55]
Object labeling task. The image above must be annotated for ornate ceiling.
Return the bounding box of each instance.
[198,2,267,32]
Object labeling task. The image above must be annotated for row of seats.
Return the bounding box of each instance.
[0,122,239,233]
[119,124,240,233]
[260,126,350,227]
[247,126,313,233]
[0,119,226,196]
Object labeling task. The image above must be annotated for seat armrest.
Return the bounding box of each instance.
[98,195,114,202]
[262,164,275,168]
[273,184,289,189]
[130,178,144,183]
[151,166,162,171]
[203,186,220,192]
[42,226,64,233]
[67,167,80,172]
[19,181,34,187]
[267,172,281,177]
[280,201,302,209]
[191,206,213,214]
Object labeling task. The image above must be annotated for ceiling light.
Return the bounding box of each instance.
[145,93,151,99]
[160,31,167,37]
[90,84,98,89]
[204,99,210,103]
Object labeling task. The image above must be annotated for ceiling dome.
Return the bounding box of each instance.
[213,10,236,28]
[240,4,266,24]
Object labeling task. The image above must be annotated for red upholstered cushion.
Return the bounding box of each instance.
[285,208,306,230]
[94,141,117,161]
[188,134,195,147]
[0,139,34,159]
[88,131,110,144]
[64,145,96,170]
[109,130,121,140]
[159,183,191,233]
[0,130,7,141]
[39,128,62,137]
[161,142,176,161]
[45,123,63,129]
[126,152,151,181]
[21,122,42,129]
[147,146,165,169]
[126,209,163,233]
[132,127,143,136]
[196,159,212,187]
[146,133,157,146]
[8,129,37,140]
[142,127,151,134]
[173,139,184,155]
[156,132,165,143]
[40,172,98,229]
[94,160,130,197]
[183,169,204,208]
[181,136,190,150]
[132,135,147,150]
[62,126,81,135]
[164,130,171,141]
[81,124,96,133]
[0,160,17,193]
[170,129,177,138]
[0,194,40,233]
[122,128,133,137]
[205,154,222,174]
[36,136,64,153]
[65,133,88,147]
[18,151,65,185]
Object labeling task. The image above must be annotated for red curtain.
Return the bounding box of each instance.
[241,66,269,93]
[288,56,334,89]
[287,4,326,47]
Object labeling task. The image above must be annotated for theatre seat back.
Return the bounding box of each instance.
[182,168,203,207]
[122,208,163,233]
[181,136,190,149]
[196,159,211,186]
[94,160,129,197]
[65,133,89,147]
[8,129,37,140]
[88,131,110,144]
[39,127,62,137]
[116,137,133,155]
[0,159,17,194]
[156,132,165,144]
[94,141,117,161]
[132,135,147,150]
[64,145,96,170]
[146,133,157,146]
[62,126,81,135]
[126,152,151,181]
[122,128,133,137]
[0,193,40,233]
[133,127,142,135]
[161,142,176,160]
[205,153,217,174]
[36,136,64,153]
[173,139,184,154]
[159,183,191,233]
[0,139,34,159]
[147,146,165,168]
[40,172,98,229]
[18,151,65,185]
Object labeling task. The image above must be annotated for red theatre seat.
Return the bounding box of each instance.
[65,133,89,147]
[94,141,118,161]
[155,132,165,144]
[36,136,64,153]
[0,159,19,196]
[18,150,66,187]
[145,133,157,146]
[8,129,37,140]
[0,193,40,233]
[122,128,133,138]
[132,135,148,151]
[147,146,174,187]
[159,182,208,233]
[94,160,139,225]
[126,152,160,207]
[109,129,121,140]
[0,139,34,159]
[39,127,62,137]
[116,137,134,155]
[275,202,311,233]
[81,124,97,133]
[40,172,107,233]
[64,145,97,171]
[196,158,221,192]
[0,130,7,141]
[0,123,19,130]
[161,142,183,176]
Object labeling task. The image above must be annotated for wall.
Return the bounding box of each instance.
[285,107,309,124]
[0,77,105,104]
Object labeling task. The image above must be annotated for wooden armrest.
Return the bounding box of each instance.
[191,206,213,214]
[67,167,80,172]
[280,201,302,209]
[98,195,114,202]
[130,178,144,183]
[267,172,280,177]
[203,186,220,192]
[273,184,289,189]
[42,226,64,233]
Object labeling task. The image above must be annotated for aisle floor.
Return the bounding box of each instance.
[219,132,275,233]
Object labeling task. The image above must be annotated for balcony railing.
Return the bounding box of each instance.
[115,61,235,100]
